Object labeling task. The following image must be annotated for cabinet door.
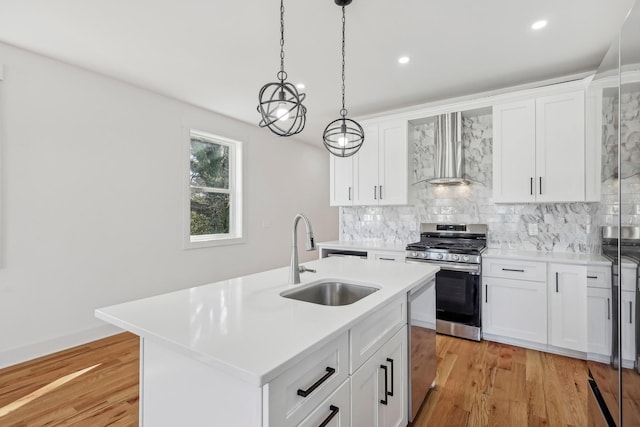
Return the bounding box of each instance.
[351,326,407,427]
[587,287,612,358]
[621,290,636,363]
[492,99,536,203]
[377,120,408,206]
[380,327,407,427]
[354,124,379,206]
[330,155,354,206]
[351,346,384,427]
[548,263,587,352]
[535,91,585,202]
[483,277,547,344]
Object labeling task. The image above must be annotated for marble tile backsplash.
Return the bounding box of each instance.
[341,112,603,253]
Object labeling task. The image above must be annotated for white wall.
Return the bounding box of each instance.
[0,42,338,367]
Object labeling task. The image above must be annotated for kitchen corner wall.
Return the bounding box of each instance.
[341,112,604,253]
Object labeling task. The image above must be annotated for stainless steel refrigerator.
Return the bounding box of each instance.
[587,2,640,425]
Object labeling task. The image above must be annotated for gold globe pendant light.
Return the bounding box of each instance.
[257,0,307,137]
[322,0,364,157]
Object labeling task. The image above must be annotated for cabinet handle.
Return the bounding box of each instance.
[607,298,610,320]
[380,364,388,405]
[380,185,383,199]
[379,257,395,261]
[386,358,394,397]
[374,186,377,200]
[555,272,559,293]
[485,284,488,303]
[502,268,525,273]
[530,177,533,195]
[318,405,340,427]
[630,301,633,324]
[587,275,598,279]
[539,177,542,195]
[297,367,336,397]
[348,186,351,201]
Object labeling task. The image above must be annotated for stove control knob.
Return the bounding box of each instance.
[411,252,418,257]
[421,252,427,258]
[452,254,460,261]
[437,253,444,260]
[463,255,470,262]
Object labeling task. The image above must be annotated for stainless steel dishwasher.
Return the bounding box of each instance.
[408,278,437,422]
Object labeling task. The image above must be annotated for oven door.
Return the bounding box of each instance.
[436,268,480,324]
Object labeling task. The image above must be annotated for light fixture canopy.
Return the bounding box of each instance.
[323,0,364,157]
[257,0,307,137]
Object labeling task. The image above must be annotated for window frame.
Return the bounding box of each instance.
[185,129,244,249]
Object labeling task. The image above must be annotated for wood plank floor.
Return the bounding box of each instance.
[0,333,589,426]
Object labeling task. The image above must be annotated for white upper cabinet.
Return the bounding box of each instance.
[493,90,585,203]
[329,119,408,207]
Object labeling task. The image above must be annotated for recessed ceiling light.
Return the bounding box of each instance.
[296,83,306,90]
[398,56,411,64]
[531,20,547,30]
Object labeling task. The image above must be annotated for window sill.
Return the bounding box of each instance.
[185,235,245,249]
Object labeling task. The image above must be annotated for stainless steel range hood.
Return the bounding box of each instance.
[429,112,468,185]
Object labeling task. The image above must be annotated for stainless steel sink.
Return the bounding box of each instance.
[281,280,379,306]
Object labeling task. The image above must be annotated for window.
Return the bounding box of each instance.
[187,130,243,247]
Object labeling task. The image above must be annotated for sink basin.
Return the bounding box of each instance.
[281,280,379,306]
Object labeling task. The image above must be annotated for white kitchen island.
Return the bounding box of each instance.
[96,256,438,427]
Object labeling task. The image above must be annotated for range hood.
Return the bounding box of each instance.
[429,112,468,185]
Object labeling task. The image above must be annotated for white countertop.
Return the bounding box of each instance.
[95,256,438,387]
[482,249,612,266]
[317,240,407,252]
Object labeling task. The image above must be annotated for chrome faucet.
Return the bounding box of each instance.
[289,213,316,284]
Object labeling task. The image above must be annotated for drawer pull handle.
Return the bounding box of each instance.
[379,257,395,261]
[607,298,610,320]
[587,275,598,279]
[386,358,394,397]
[380,364,388,405]
[318,405,339,427]
[485,284,488,303]
[502,268,525,273]
[297,367,336,398]
[630,301,633,324]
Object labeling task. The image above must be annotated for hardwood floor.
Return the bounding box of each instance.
[0,333,589,426]
[414,336,587,427]
[0,333,138,426]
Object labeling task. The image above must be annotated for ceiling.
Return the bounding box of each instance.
[0,0,635,146]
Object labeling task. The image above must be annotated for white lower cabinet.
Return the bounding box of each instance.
[548,263,587,352]
[351,326,407,427]
[299,379,351,427]
[483,276,547,344]
[622,290,636,364]
[587,287,612,358]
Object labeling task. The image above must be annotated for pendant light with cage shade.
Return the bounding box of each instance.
[257,0,307,137]
[322,0,364,157]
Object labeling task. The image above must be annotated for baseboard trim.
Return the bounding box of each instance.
[0,324,123,369]
[482,333,587,360]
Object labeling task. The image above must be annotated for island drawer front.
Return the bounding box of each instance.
[587,266,612,289]
[482,258,547,282]
[266,332,349,427]
[298,378,350,427]
[350,295,406,374]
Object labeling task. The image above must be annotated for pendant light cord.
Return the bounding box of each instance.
[340,6,347,117]
[279,0,286,82]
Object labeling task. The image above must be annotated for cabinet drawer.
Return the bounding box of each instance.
[369,250,405,262]
[587,265,612,289]
[266,332,349,427]
[482,258,546,282]
[350,295,406,373]
[298,379,351,427]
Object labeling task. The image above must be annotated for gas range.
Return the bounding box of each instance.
[405,223,487,265]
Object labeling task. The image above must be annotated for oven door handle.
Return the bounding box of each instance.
[407,260,480,275]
